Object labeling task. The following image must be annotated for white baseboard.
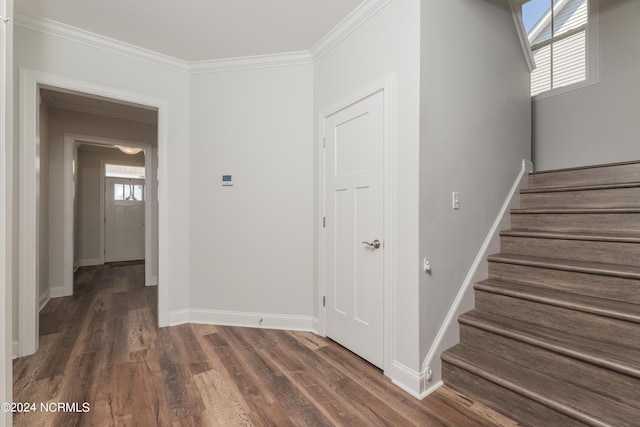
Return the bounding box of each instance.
[39,289,50,311]
[389,360,442,399]
[168,309,190,326]
[420,159,533,387]
[77,258,101,267]
[146,275,158,287]
[49,286,65,298]
[169,308,317,333]
[12,341,18,360]
[390,361,424,398]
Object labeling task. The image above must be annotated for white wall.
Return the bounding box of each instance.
[314,0,423,383]
[76,144,145,264]
[38,94,50,307]
[188,64,315,325]
[12,24,191,341]
[419,0,531,386]
[533,0,640,170]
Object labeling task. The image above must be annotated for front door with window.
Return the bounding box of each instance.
[105,177,145,262]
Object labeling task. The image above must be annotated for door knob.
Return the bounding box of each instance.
[362,239,381,249]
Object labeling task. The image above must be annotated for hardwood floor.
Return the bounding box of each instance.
[13,264,517,426]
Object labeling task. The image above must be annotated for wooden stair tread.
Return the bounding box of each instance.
[522,181,640,194]
[500,229,640,243]
[442,343,640,427]
[511,207,640,214]
[488,253,640,280]
[459,310,640,379]
[530,160,640,176]
[476,279,640,323]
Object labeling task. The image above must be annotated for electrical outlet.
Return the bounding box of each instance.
[423,258,432,273]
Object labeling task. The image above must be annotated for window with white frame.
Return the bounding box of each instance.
[522,0,597,97]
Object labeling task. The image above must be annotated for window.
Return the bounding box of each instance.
[114,183,144,201]
[522,0,597,97]
[105,164,145,179]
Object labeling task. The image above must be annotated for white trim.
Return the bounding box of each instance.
[509,0,536,71]
[18,69,171,360]
[12,341,18,360]
[15,0,392,74]
[169,309,317,333]
[19,68,40,356]
[49,286,64,298]
[317,74,396,378]
[76,258,101,267]
[420,159,533,382]
[189,51,312,74]
[62,135,74,296]
[168,309,190,326]
[190,309,316,332]
[14,13,189,74]
[310,0,392,61]
[39,288,50,311]
[391,361,428,398]
[390,361,444,399]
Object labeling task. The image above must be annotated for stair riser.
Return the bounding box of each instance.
[488,261,640,304]
[520,187,640,209]
[511,212,640,233]
[475,291,640,349]
[529,163,640,189]
[442,362,585,427]
[500,236,640,266]
[459,324,640,409]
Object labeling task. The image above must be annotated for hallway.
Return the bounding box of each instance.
[13,264,515,426]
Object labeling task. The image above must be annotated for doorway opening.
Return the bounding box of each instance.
[18,69,168,358]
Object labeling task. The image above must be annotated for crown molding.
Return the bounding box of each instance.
[310,0,392,61]
[15,0,390,75]
[189,51,313,74]
[15,13,190,74]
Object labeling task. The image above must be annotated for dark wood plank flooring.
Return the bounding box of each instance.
[13,264,518,426]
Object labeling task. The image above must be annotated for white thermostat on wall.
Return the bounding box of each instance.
[221,174,233,186]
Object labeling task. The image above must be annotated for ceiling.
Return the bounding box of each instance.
[16,0,366,62]
[40,88,158,124]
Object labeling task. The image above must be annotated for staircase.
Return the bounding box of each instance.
[441,161,640,426]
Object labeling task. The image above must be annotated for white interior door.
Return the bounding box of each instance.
[325,90,384,368]
[105,177,145,262]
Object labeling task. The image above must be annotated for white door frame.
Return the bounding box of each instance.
[317,74,396,375]
[63,136,155,293]
[0,0,13,425]
[19,68,170,356]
